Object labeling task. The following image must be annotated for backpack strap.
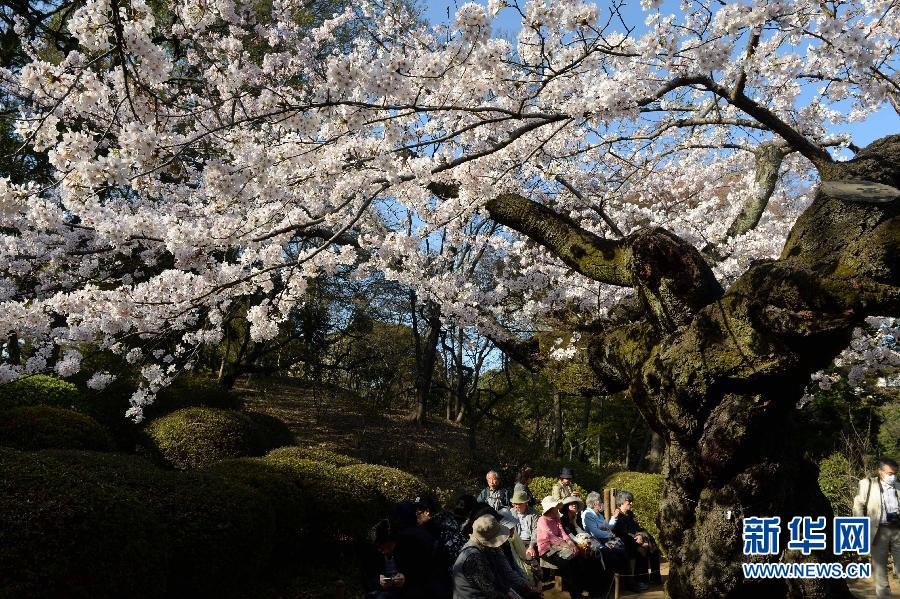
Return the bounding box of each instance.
[865,476,875,509]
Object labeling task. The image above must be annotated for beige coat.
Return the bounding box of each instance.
[852,477,885,546]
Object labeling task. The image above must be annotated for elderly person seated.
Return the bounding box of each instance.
[477,470,512,512]
[582,492,627,577]
[551,467,579,500]
[610,491,662,592]
[452,514,542,599]
[536,495,591,597]
[560,495,608,596]
[510,489,540,559]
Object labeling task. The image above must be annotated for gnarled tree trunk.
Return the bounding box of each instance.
[483,135,900,598]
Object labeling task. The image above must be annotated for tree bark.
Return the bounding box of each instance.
[552,389,564,459]
[413,301,441,426]
[577,392,592,461]
[485,135,900,599]
[6,332,20,365]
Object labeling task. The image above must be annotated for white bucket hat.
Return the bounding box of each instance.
[541,495,562,516]
[470,514,510,547]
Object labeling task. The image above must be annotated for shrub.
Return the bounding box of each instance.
[159,469,275,595]
[0,375,81,411]
[204,457,305,556]
[529,475,588,501]
[266,444,362,467]
[604,471,665,542]
[0,448,169,598]
[245,410,296,450]
[0,406,112,452]
[144,407,266,469]
[339,463,430,505]
[262,448,379,538]
[0,448,276,598]
[818,452,856,517]
[153,375,242,415]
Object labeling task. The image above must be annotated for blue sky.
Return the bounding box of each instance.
[419,0,898,147]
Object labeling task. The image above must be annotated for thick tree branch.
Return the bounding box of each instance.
[485,193,632,286]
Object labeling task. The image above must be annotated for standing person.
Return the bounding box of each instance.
[477,470,512,512]
[610,491,662,592]
[551,467,578,500]
[514,466,538,508]
[451,514,542,598]
[854,457,900,599]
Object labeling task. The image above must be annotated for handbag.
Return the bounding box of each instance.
[545,543,575,561]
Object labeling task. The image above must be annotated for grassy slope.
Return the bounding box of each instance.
[237,378,537,503]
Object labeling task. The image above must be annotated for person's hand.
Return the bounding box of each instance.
[525,546,536,559]
[379,575,391,589]
[613,508,621,517]
[393,573,405,588]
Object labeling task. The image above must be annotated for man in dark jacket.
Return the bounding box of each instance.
[610,491,662,591]
[361,519,408,598]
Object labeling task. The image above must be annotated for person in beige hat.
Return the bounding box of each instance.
[451,514,541,598]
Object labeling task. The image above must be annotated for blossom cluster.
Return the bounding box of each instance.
[0,0,895,418]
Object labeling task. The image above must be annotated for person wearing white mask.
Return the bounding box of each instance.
[854,457,900,599]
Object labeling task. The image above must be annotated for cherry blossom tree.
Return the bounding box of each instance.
[1,0,898,595]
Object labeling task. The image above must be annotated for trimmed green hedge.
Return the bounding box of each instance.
[530,475,588,501]
[144,407,266,469]
[204,457,305,556]
[0,448,168,598]
[262,448,380,538]
[0,406,112,452]
[339,463,430,505]
[0,448,276,598]
[266,444,362,467]
[0,375,81,411]
[153,375,242,415]
[246,410,296,450]
[604,471,665,541]
[160,465,275,595]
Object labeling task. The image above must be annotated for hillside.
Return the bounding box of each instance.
[237,377,538,498]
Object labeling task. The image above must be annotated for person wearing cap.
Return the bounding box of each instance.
[561,495,609,595]
[390,501,449,598]
[414,494,467,583]
[362,519,408,598]
[477,470,512,512]
[510,489,540,559]
[451,514,541,599]
[551,467,578,501]
[514,466,538,508]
